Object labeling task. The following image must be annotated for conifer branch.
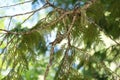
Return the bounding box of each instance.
[44,12,77,79]
[0,0,96,35]
[0,3,50,18]
[0,0,33,8]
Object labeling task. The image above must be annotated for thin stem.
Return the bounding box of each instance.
[0,3,50,18]
[0,0,33,8]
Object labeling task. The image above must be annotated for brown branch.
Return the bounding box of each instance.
[66,15,77,35]
[33,10,78,32]
[0,0,33,8]
[0,29,20,34]
[44,46,54,80]
[1,35,16,54]
[21,12,35,24]
[45,0,49,3]
[7,17,12,30]
[44,11,77,80]
[0,35,16,72]
[0,10,78,35]
[0,0,96,35]
[0,35,6,46]
[0,0,98,79]
[0,3,50,18]
[71,45,88,53]
[82,0,96,10]
[27,0,97,35]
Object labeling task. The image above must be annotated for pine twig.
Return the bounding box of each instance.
[44,46,54,80]
[21,12,35,24]
[7,17,12,30]
[44,11,77,80]
[0,3,50,18]
[0,0,33,8]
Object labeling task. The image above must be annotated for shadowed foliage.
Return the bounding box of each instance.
[0,0,120,80]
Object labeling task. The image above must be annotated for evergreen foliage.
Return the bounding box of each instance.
[0,0,120,80]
